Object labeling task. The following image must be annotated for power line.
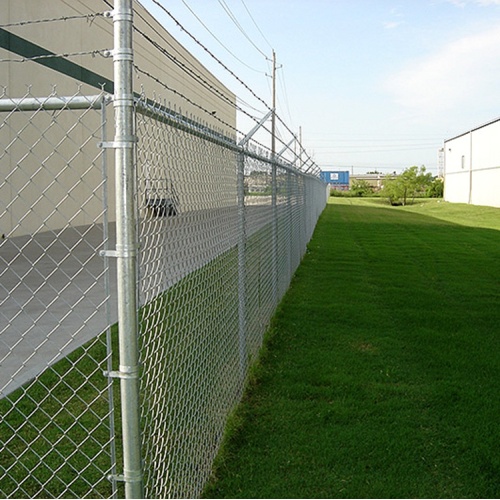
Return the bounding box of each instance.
[311,142,441,150]
[277,66,294,130]
[147,0,273,115]
[316,146,440,154]
[128,1,318,172]
[309,137,443,143]
[217,0,268,59]
[131,18,284,143]
[142,2,315,165]
[178,0,265,73]
[239,0,273,50]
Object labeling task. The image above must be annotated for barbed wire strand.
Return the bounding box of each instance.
[0,12,106,29]
[133,3,270,123]
[133,26,238,112]
[125,0,317,171]
[135,0,317,170]
[133,63,296,161]
[131,22,299,156]
[0,49,110,64]
[147,0,273,115]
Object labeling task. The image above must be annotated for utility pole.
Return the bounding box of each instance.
[271,49,276,160]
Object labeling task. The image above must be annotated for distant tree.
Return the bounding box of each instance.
[350,179,373,197]
[382,166,433,205]
[427,177,444,198]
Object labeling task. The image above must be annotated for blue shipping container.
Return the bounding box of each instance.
[320,171,350,186]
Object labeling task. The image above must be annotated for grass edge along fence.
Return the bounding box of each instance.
[203,197,500,499]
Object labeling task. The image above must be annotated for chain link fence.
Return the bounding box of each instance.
[0,89,122,498]
[1,5,327,497]
[0,88,326,498]
[135,97,326,497]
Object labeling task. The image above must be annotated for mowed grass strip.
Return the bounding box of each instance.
[204,198,500,499]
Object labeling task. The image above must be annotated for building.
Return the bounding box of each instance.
[349,173,398,191]
[0,0,237,237]
[444,118,500,208]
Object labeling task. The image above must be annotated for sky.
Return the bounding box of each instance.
[138,0,500,175]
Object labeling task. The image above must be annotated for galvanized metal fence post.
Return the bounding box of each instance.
[112,1,144,497]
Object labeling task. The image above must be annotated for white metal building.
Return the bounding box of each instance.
[444,118,500,208]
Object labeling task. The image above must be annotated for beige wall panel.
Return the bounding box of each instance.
[1,0,236,236]
[2,0,235,131]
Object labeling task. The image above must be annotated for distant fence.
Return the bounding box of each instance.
[0,3,327,499]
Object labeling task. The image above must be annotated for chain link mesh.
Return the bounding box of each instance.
[0,88,121,499]
[135,97,327,498]
[0,89,326,498]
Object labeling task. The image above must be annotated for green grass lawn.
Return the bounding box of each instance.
[204,197,500,499]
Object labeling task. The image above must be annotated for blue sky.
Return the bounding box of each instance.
[139,0,500,174]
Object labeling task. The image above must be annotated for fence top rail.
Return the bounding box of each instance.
[0,93,110,112]
[0,90,323,180]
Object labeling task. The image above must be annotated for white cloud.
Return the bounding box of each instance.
[384,21,402,29]
[446,0,500,6]
[385,24,500,116]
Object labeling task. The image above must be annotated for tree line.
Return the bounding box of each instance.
[332,166,444,205]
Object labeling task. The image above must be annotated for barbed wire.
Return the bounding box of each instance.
[132,25,285,148]
[133,64,240,135]
[131,29,300,160]
[147,0,273,115]
[0,50,110,64]
[2,0,317,173]
[132,63,320,175]
[134,9,266,120]
[0,12,106,29]
[133,26,237,112]
[139,2,318,171]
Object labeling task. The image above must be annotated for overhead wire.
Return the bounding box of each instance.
[132,9,282,147]
[277,66,295,130]
[106,0,317,171]
[178,0,265,73]
[239,0,273,51]
[146,0,273,114]
[143,1,307,160]
[216,0,268,59]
